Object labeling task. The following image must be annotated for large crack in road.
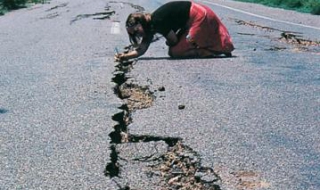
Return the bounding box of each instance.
[106,42,221,190]
[102,2,224,189]
[101,2,320,189]
[106,58,222,189]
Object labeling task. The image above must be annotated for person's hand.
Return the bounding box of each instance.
[114,53,127,62]
[186,34,198,48]
[166,40,176,47]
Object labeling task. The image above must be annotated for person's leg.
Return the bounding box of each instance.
[187,2,235,54]
[202,4,234,53]
[168,2,207,58]
[170,47,232,58]
[168,32,197,58]
[191,48,232,58]
[168,34,231,58]
[169,2,234,58]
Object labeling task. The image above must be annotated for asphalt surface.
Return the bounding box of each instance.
[0,0,121,189]
[117,0,320,190]
[1,0,319,189]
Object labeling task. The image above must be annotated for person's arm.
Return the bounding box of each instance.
[165,30,178,47]
[115,36,152,62]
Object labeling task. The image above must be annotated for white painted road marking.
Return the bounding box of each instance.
[200,0,320,31]
[111,21,121,34]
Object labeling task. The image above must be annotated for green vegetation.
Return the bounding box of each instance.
[235,0,320,15]
[0,0,46,15]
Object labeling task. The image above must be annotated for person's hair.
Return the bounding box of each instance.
[125,13,153,46]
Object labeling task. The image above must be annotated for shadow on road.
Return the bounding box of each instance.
[139,55,237,61]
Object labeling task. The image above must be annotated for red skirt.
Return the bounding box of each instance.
[170,2,234,55]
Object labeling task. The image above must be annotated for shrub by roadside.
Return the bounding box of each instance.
[235,0,320,15]
[1,0,27,10]
[309,0,320,15]
[0,0,46,15]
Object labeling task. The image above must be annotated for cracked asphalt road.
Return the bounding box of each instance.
[110,0,320,189]
[0,0,121,189]
[1,0,319,189]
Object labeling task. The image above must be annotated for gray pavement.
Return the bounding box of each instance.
[0,0,121,189]
[118,0,320,190]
